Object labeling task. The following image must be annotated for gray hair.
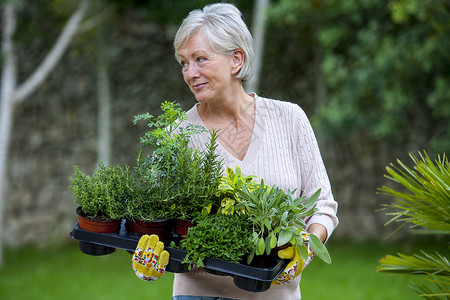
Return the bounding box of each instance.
[174,3,254,82]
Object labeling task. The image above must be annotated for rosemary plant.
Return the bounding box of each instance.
[69,161,135,220]
[131,101,223,221]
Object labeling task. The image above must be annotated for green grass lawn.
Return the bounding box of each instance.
[0,238,445,299]
[301,240,417,300]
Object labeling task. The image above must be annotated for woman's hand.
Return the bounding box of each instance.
[272,234,315,285]
[132,234,170,281]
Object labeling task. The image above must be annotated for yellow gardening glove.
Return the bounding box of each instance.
[272,246,304,285]
[273,235,315,285]
[132,234,170,281]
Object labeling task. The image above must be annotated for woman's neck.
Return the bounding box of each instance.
[196,87,256,161]
[198,85,254,125]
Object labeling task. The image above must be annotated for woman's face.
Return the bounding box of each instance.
[177,31,235,103]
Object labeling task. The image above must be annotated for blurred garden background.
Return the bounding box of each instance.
[0,0,448,299]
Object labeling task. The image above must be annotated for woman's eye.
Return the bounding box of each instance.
[180,61,187,68]
[197,57,206,63]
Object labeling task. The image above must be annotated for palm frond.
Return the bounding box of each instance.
[379,251,450,299]
[410,277,450,299]
[378,251,450,276]
[377,151,450,299]
[378,151,450,233]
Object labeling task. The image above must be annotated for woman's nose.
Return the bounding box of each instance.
[184,63,199,80]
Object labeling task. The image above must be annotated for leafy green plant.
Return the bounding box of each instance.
[215,166,258,215]
[377,151,450,299]
[133,101,205,189]
[217,166,331,265]
[126,151,171,221]
[168,128,223,220]
[179,213,253,267]
[132,101,223,221]
[69,161,135,220]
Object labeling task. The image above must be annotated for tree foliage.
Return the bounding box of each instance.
[269,0,450,153]
[107,0,253,24]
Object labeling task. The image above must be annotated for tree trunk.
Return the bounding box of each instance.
[14,0,90,103]
[0,0,89,266]
[96,22,112,166]
[245,0,270,93]
[0,3,17,266]
[313,40,326,107]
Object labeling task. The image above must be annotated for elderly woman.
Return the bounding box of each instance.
[132,3,338,300]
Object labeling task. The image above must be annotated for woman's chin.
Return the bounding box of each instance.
[194,93,208,103]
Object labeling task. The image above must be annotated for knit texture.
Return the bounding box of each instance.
[173,94,338,299]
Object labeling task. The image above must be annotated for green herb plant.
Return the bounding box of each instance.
[217,166,331,265]
[179,213,253,268]
[69,161,135,221]
[132,101,223,221]
[127,151,172,221]
[215,166,258,215]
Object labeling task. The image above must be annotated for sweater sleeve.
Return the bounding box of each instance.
[293,105,338,241]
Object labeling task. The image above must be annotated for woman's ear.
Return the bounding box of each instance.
[231,49,245,75]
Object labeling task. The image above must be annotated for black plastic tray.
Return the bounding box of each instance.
[70,222,288,292]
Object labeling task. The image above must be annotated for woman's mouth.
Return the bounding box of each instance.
[193,83,207,91]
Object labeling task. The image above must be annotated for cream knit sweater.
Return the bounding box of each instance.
[172,94,338,300]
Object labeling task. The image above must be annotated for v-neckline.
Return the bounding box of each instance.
[193,95,266,165]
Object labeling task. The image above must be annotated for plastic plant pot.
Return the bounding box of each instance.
[78,241,116,256]
[173,219,193,240]
[126,218,170,240]
[232,256,286,292]
[76,207,121,233]
[233,275,272,292]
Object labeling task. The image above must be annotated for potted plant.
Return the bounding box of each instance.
[167,128,223,235]
[215,166,258,215]
[69,161,134,233]
[217,166,331,265]
[172,166,332,268]
[125,150,172,238]
[130,101,223,239]
[178,212,253,268]
[69,161,135,255]
[173,208,291,292]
